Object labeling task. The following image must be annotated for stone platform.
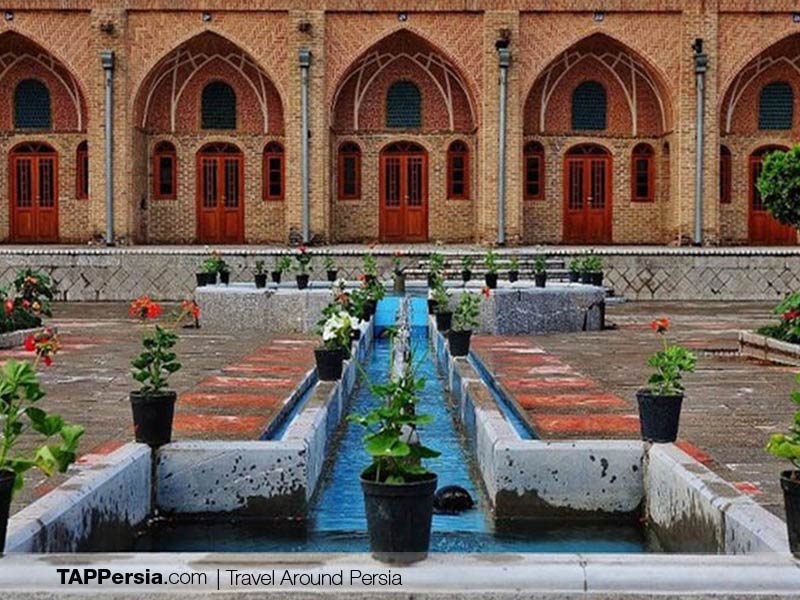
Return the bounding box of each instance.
[196,281,605,335]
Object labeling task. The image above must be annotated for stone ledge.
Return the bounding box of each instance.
[0,327,41,349]
[739,331,800,367]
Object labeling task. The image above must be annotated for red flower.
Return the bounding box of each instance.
[21,299,30,309]
[482,286,491,299]
[394,251,403,258]
[3,300,12,316]
[181,300,200,319]
[783,309,800,322]
[43,356,52,367]
[651,318,670,334]
[129,295,162,321]
[24,335,36,351]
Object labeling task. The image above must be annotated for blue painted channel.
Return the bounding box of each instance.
[136,295,654,552]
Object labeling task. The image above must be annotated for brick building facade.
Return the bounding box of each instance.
[0,1,798,246]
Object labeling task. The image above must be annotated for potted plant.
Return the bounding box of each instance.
[637,318,697,443]
[448,289,486,356]
[581,254,603,286]
[484,250,499,289]
[349,349,440,563]
[362,276,385,319]
[295,246,313,290]
[765,372,800,556]
[324,256,338,283]
[272,256,291,284]
[392,251,406,294]
[129,296,192,447]
[253,260,268,289]
[428,252,445,287]
[0,269,55,334]
[432,285,452,331]
[508,256,520,283]
[0,330,83,553]
[199,252,221,286]
[217,256,231,286]
[315,309,355,381]
[568,257,581,283]
[363,252,379,285]
[533,255,547,288]
[461,256,474,283]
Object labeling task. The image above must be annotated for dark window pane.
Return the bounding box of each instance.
[526,156,541,197]
[572,81,607,131]
[759,82,793,130]
[158,156,173,196]
[635,158,650,198]
[342,156,357,196]
[15,80,51,129]
[387,81,421,128]
[201,82,236,130]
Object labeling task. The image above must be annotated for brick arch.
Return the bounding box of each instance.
[331,29,477,133]
[0,31,87,132]
[524,32,672,137]
[720,33,800,135]
[133,31,284,135]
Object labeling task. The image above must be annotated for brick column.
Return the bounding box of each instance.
[480,11,521,245]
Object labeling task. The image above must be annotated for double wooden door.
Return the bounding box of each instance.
[563,145,612,244]
[379,142,428,242]
[196,143,244,244]
[10,143,58,242]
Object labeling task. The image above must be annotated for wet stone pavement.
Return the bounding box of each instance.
[3,300,795,524]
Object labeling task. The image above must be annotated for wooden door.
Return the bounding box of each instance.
[196,144,244,244]
[563,145,612,244]
[379,142,428,242]
[10,143,58,243]
[749,147,796,245]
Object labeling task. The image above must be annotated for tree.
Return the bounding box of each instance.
[757,145,800,228]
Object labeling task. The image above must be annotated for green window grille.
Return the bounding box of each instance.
[201,82,236,130]
[571,81,607,131]
[759,82,793,130]
[14,79,51,130]
[386,81,421,128]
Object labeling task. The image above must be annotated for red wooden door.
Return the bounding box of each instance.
[196,144,244,244]
[379,142,428,242]
[563,145,612,244]
[749,147,796,245]
[10,143,58,243]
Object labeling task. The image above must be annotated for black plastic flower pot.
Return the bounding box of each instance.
[534,272,547,288]
[461,270,472,283]
[393,274,406,294]
[207,271,218,285]
[508,270,519,283]
[363,300,377,320]
[271,271,282,284]
[580,271,592,284]
[0,468,14,554]
[636,390,683,443]
[219,271,230,285]
[485,273,498,289]
[130,390,177,447]
[195,272,208,287]
[254,274,268,289]
[427,299,436,315]
[315,347,344,381]
[327,270,338,282]
[296,274,310,290]
[591,271,604,286]
[568,271,580,283]
[780,471,800,557]
[448,329,472,357]
[361,473,438,564]
[351,329,362,341]
[435,311,453,332]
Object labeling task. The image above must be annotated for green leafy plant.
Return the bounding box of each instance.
[646,318,697,396]
[461,256,475,271]
[131,325,181,395]
[485,250,499,274]
[364,276,385,303]
[349,346,439,484]
[432,285,450,313]
[582,254,603,273]
[275,256,292,274]
[452,291,483,332]
[757,145,800,228]
[0,333,83,492]
[392,251,405,275]
[533,255,547,274]
[317,309,357,354]
[429,252,445,276]
[757,292,800,344]
[363,253,378,278]
[323,255,336,271]
[0,269,55,334]
[508,256,520,272]
[253,260,266,276]
[568,257,581,274]
[201,251,224,274]
[765,372,800,472]
[295,246,313,274]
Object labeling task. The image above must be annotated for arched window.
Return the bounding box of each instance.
[720,146,732,204]
[631,143,655,202]
[447,141,469,200]
[571,81,607,131]
[759,82,793,130]
[76,141,88,200]
[263,142,284,201]
[201,81,236,130]
[338,142,361,200]
[153,141,176,199]
[524,142,544,200]
[386,81,421,129]
[14,79,51,129]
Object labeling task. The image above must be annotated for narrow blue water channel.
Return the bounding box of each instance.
[135,295,655,553]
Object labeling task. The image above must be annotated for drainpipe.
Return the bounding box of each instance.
[299,48,311,244]
[101,50,115,246]
[693,39,708,246]
[496,46,511,246]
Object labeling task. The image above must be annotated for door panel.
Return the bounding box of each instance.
[379,149,428,242]
[749,158,796,245]
[563,154,611,244]
[10,151,59,243]
[380,156,404,242]
[197,152,243,243]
